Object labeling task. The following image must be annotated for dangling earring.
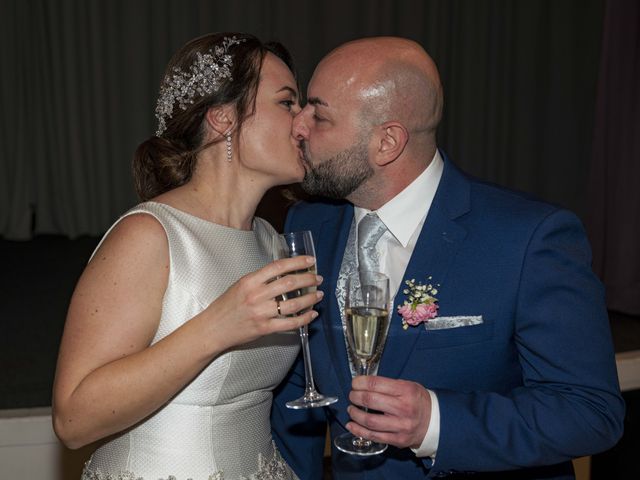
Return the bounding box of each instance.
[226,133,232,162]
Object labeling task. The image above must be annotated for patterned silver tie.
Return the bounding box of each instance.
[357,213,387,272]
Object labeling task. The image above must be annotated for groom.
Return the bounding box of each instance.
[271,37,624,479]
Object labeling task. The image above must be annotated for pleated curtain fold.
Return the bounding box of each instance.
[1,0,606,242]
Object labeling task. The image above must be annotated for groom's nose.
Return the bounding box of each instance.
[292,108,310,141]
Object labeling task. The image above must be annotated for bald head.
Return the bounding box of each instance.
[315,37,443,135]
[296,37,444,208]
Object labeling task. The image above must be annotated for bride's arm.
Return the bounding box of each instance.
[52,213,321,449]
[52,213,211,449]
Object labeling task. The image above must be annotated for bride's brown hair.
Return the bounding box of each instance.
[132,32,296,201]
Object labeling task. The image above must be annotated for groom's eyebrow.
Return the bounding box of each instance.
[307,97,328,107]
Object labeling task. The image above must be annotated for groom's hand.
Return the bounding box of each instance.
[347,375,431,449]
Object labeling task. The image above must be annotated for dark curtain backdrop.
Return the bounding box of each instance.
[588,0,640,316]
[0,0,605,240]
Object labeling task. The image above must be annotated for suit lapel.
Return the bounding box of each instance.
[317,203,354,399]
[378,156,471,380]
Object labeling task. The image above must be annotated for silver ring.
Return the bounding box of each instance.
[276,299,282,316]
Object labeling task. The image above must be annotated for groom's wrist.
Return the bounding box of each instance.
[411,389,440,458]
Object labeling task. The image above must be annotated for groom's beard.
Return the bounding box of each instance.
[300,138,373,199]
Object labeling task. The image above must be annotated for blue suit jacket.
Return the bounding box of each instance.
[271,155,624,479]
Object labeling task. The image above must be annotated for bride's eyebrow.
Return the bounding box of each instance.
[276,86,298,99]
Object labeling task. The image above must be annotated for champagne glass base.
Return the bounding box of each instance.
[286,392,338,409]
[334,433,387,456]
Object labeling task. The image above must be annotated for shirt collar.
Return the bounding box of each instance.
[355,150,444,247]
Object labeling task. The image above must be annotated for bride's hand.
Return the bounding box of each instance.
[203,255,323,349]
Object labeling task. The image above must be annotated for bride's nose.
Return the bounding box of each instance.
[292,109,310,140]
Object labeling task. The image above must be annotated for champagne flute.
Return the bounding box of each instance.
[334,270,390,455]
[274,231,338,409]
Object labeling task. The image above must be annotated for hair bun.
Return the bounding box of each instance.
[132,136,196,201]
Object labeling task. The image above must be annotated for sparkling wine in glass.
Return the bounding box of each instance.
[274,230,338,409]
[334,270,390,455]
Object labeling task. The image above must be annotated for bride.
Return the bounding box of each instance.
[52,32,321,480]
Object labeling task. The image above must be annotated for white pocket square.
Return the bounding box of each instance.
[425,315,483,330]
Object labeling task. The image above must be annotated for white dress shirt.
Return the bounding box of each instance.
[353,150,443,459]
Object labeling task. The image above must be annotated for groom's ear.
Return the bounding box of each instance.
[373,121,409,166]
[204,105,237,139]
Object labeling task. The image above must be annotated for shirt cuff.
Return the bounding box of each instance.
[410,389,440,459]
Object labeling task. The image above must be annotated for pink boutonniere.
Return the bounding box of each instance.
[397,277,439,330]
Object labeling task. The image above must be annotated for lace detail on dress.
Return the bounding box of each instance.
[81,442,294,480]
[81,469,143,480]
[245,442,291,480]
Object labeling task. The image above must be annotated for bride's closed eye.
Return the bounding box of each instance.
[279,99,298,111]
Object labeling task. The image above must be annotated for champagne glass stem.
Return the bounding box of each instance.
[352,359,372,449]
[356,359,369,377]
[299,324,317,395]
[277,230,338,409]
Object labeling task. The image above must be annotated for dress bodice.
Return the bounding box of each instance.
[82,202,300,480]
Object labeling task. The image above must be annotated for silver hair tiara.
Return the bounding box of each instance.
[155,36,245,136]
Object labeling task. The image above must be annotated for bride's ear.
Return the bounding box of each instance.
[204,105,237,139]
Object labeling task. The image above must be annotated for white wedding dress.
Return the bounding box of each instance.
[81,202,300,480]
